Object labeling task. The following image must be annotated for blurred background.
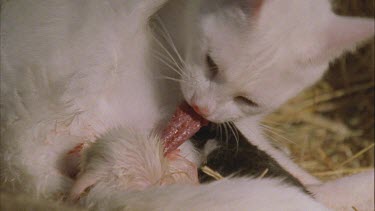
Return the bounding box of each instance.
[264,0,374,181]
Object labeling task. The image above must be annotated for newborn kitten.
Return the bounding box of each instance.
[192,123,308,194]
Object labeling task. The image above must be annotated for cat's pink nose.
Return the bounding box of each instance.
[191,104,209,117]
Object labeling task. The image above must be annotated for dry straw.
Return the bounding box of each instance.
[263,0,374,181]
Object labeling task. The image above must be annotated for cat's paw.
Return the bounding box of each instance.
[68,129,198,201]
[309,170,374,211]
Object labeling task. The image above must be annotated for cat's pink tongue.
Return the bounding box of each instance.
[162,102,208,155]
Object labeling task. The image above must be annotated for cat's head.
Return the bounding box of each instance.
[160,0,374,123]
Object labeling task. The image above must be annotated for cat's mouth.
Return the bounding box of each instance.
[161,101,208,155]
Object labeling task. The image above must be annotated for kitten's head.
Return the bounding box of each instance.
[164,0,374,123]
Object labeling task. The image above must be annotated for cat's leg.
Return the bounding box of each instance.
[1,79,99,198]
[83,178,331,211]
[0,119,85,198]
[235,117,322,185]
[236,118,374,210]
[308,170,374,211]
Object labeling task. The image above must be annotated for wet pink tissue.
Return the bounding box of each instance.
[161,102,208,155]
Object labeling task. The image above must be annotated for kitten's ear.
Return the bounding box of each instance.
[323,15,374,58]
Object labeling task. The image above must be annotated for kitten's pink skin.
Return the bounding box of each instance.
[68,129,199,201]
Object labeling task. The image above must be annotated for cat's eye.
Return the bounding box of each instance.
[234,96,258,107]
[206,55,219,78]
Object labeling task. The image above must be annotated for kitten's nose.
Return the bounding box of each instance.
[191,104,209,117]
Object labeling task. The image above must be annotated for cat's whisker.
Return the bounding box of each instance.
[260,122,287,134]
[218,124,223,141]
[261,119,282,127]
[158,73,195,88]
[262,130,283,145]
[152,51,184,77]
[151,17,196,86]
[228,121,240,151]
[260,124,296,144]
[224,122,237,152]
[151,19,188,77]
[222,123,229,145]
[214,124,223,147]
[152,48,179,68]
[260,123,284,135]
[230,122,240,142]
[151,33,187,78]
[155,16,187,70]
[157,76,194,88]
[152,36,185,75]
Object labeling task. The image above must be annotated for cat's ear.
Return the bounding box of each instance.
[322,15,374,59]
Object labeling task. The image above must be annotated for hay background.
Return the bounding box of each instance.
[264,0,374,181]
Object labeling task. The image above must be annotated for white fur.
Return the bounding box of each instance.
[83,178,331,211]
[1,0,173,197]
[309,171,375,211]
[1,0,373,209]
[159,0,375,122]
[69,129,199,200]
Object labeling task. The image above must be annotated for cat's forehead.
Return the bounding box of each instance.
[201,0,334,44]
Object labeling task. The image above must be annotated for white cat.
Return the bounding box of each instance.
[1,0,373,210]
[1,0,173,196]
[155,0,374,185]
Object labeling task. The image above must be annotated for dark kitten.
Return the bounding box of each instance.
[192,123,310,194]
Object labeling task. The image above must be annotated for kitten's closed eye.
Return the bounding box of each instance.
[234,96,258,107]
[206,55,219,79]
